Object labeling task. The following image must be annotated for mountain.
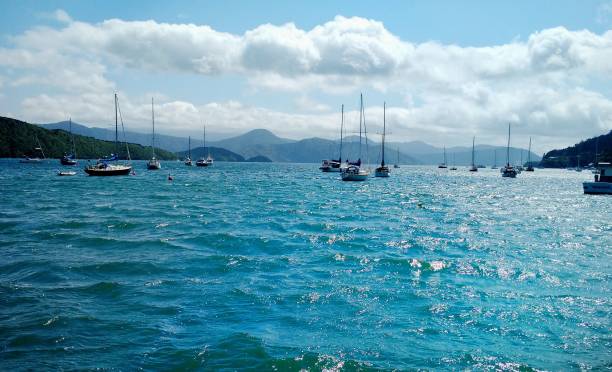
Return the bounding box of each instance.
[210,129,295,156]
[41,120,193,153]
[1,116,176,160]
[176,146,245,162]
[540,130,612,168]
[246,155,273,162]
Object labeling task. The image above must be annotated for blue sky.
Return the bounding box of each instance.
[1,0,611,151]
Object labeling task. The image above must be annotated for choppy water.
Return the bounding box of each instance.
[0,159,610,370]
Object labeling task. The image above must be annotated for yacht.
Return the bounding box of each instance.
[184,136,193,166]
[469,137,478,172]
[438,146,448,168]
[394,148,400,168]
[501,123,518,178]
[450,153,457,170]
[583,163,612,194]
[320,105,345,172]
[342,94,369,181]
[374,102,390,177]
[525,137,535,171]
[20,135,45,163]
[196,124,212,167]
[60,118,78,166]
[147,97,161,170]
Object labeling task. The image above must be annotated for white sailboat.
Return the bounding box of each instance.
[147,97,161,170]
[501,123,518,178]
[469,137,478,172]
[20,135,45,163]
[196,124,212,167]
[375,102,390,177]
[60,118,77,166]
[491,150,498,169]
[438,146,447,168]
[184,136,193,166]
[394,148,400,168]
[342,93,369,181]
[575,155,582,172]
[450,153,457,170]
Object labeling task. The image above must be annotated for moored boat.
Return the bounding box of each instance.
[184,136,193,166]
[438,146,447,168]
[21,135,45,163]
[583,163,612,194]
[501,123,517,178]
[469,137,478,172]
[147,98,161,170]
[321,104,346,173]
[525,137,535,171]
[374,102,390,177]
[60,118,77,166]
[341,94,369,181]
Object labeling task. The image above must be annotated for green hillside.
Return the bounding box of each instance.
[540,130,612,168]
[0,116,177,160]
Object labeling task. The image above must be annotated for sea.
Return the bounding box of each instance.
[0,159,610,370]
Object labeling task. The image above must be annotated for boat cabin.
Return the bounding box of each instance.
[594,163,612,182]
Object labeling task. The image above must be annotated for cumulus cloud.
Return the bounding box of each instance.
[1,10,611,151]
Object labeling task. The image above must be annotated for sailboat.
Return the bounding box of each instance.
[60,118,78,166]
[438,146,448,168]
[184,136,193,166]
[375,102,390,177]
[516,149,524,172]
[501,123,518,178]
[450,153,457,170]
[320,104,345,172]
[341,93,369,181]
[84,93,132,176]
[196,124,211,167]
[147,98,161,170]
[575,155,582,172]
[491,150,498,169]
[469,137,478,172]
[20,135,45,163]
[394,148,400,168]
[525,137,534,171]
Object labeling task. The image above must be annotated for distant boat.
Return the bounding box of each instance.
[394,147,400,168]
[375,102,390,177]
[450,153,457,170]
[575,155,583,172]
[320,104,345,172]
[516,149,524,172]
[20,134,45,163]
[469,137,478,172]
[147,98,161,170]
[491,150,498,169]
[438,146,447,168]
[60,118,77,166]
[184,136,193,166]
[501,123,518,178]
[342,93,369,181]
[84,93,132,176]
[58,170,76,176]
[196,124,212,167]
[525,137,535,172]
[583,162,612,194]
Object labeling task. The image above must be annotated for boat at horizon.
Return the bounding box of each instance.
[320,104,345,173]
[60,118,78,166]
[501,123,518,178]
[374,102,390,177]
[342,94,369,181]
[469,137,478,172]
[147,97,161,170]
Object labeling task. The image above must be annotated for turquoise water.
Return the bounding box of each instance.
[0,159,610,370]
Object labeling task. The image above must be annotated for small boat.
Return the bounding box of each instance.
[575,155,583,172]
[58,170,76,176]
[469,137,478,172]
[321,105,345,173]
[147,98,161,170]
[84,94,132,176]
[184,136,193,166]
[375,102,390,177]
[20,135,45,163]
[341,94,369,181]
[394,147,400,168]
[450,153,457,170]
[60,118,78,166]
[583,162,612,194]
[196,124,213,167]
[501,123,517,178]
[438,146,447,168]
[491,150,498,169]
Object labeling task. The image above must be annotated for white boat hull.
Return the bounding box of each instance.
[342,173,368,181]
[583,182,612,195]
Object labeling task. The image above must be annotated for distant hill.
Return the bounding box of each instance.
[176,146,245,162]
[540,130,612,168]
[1,116,177,160]
[41,120,194,153]
[246,155,273,162]
[210,129,295,156]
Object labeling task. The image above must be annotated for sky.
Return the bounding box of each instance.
[1,0,612,153]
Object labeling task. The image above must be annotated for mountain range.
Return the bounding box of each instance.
[40,120,542,165]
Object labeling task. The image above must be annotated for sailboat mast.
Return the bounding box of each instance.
[443,146,447,165]
[595,138,598,165]
[151,97,156,157]
[359,93,363,161]
[494,150,497,167]
[506,123,511,167]
[70,117,75,157]
[188,136,191,158]
[115,93,119,158]
[528,137,532,165]
[339,104,344,163]
[471,137,475,167]
[382,102,386,166]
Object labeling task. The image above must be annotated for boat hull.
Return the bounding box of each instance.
[375,166,390,177]
[196,161,209,167]
[61,158,77,166]
[58,171,76,176]
[583,181,612,195]
[84,165,132,176]
[342,173,368,181]
[20,158,42,163]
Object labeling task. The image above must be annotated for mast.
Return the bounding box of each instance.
[528,137,532,165]
[506,123,511,167]
[595,138,599,165]
[443,146,447,165]
[397,147,399,164]
[70,117,75,157]
[494,150,497,167]
[471,136,475,167]
[381,102,386,166]
[151,97,156,158]
[339,104,344,163]
[188,136,191,159]
[115,93,118,158]
[359,93,363,161]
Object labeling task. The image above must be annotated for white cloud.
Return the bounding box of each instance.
[0,11,611,152]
